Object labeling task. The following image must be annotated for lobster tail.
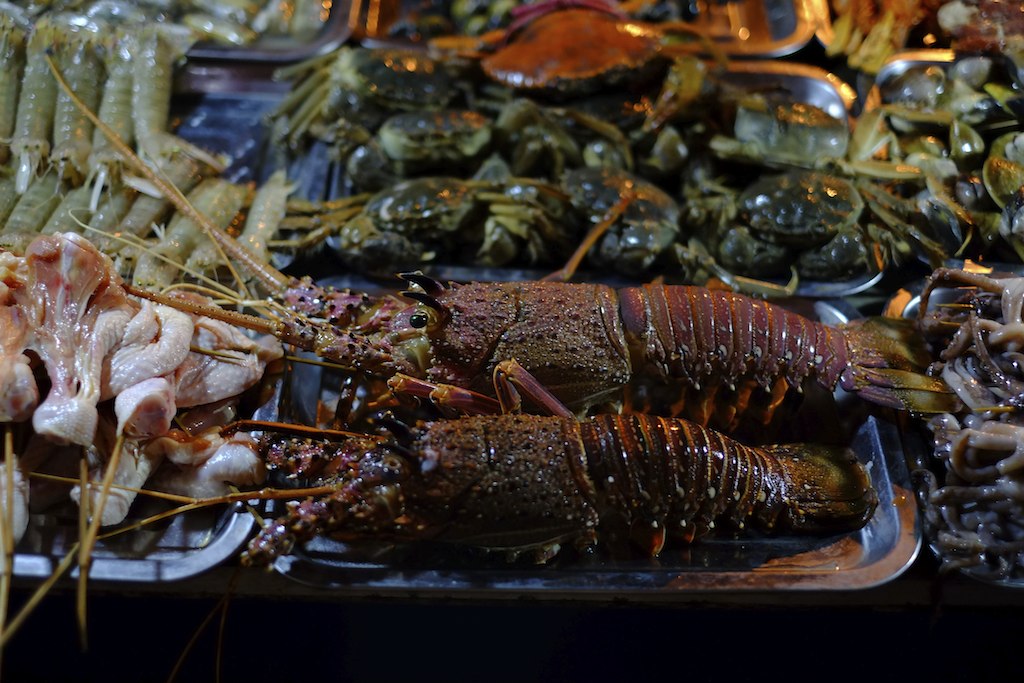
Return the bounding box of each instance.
[763,444,877,533]
[839,316,962,415]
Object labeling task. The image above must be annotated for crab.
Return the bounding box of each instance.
[428,0,716,100]
[688,168,960,282]
[269,46,468,150]
[344,109,495,192]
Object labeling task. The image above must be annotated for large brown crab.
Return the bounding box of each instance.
[429,0,718,99]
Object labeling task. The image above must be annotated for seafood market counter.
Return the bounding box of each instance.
[3,1,1024,679]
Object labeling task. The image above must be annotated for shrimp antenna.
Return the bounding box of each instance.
[43,52,288,296]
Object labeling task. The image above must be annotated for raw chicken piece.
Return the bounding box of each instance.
[0,251,26,303]
[21,234,135,446]
[173,315,283,408]
[0,455,30,564]
[103,300,194,398]
[70,425,162,526]
[0,305,37,422]
[0,250,36,422]
[114,376,176,438]
[149,428,266,499]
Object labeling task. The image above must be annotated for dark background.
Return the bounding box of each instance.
[4,554,1024,683]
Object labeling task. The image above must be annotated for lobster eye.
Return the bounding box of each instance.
[409,311,430,329]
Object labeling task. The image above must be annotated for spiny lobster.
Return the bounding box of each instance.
[146,270,960,442]
[240,411,878,565]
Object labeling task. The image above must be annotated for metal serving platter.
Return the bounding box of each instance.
[263,288,920,594]
[179,1,356,93]
[272,415,919,594]
[9,377,283,585]
[297,58,878,299]
[675,0,820,57]
[693,60,883,298]
[12,500,255,583]
[186,0,355,63]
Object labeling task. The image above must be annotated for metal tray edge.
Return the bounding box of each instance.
[185,0,356,64]
[12,504,256,584]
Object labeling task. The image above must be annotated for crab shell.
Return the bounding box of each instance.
[481,8,663,97]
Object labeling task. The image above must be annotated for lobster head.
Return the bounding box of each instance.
[387,274,633,408]
[386,272,519,393]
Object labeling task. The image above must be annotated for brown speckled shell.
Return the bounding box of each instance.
[426,281,633,407]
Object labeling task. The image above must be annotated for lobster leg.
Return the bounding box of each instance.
[389,359,578,419]
[492,359,576,418]
[388,374,502,416]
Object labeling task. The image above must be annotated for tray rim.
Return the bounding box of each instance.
[11,502,256,584]
[682,0,821,59]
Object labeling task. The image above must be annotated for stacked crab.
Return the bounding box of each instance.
[260,1,1002,294]
[266,4,726,282]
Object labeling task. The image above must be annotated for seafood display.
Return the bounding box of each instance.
[265,39,951,288]
[867,51,1024,264]
[1,0,337,48]
[0,0,1021,650]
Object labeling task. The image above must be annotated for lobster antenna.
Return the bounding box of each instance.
[399,271,449,295]
[371,414,416,456]
[401,290,446,314]
[222,420,381,442]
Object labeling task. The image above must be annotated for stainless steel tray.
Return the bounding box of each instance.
[294,59,872,299]
[187,0,355,64]
[13,501,255,583]
[719,59,857,117]
[271,415,919,594]
[179,1,355,93]
[9,377,282,585]
[679,0,820,58]
[700,61,883,298]
[263,290,920,594]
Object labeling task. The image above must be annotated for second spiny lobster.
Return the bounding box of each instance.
[240,411,878,565]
